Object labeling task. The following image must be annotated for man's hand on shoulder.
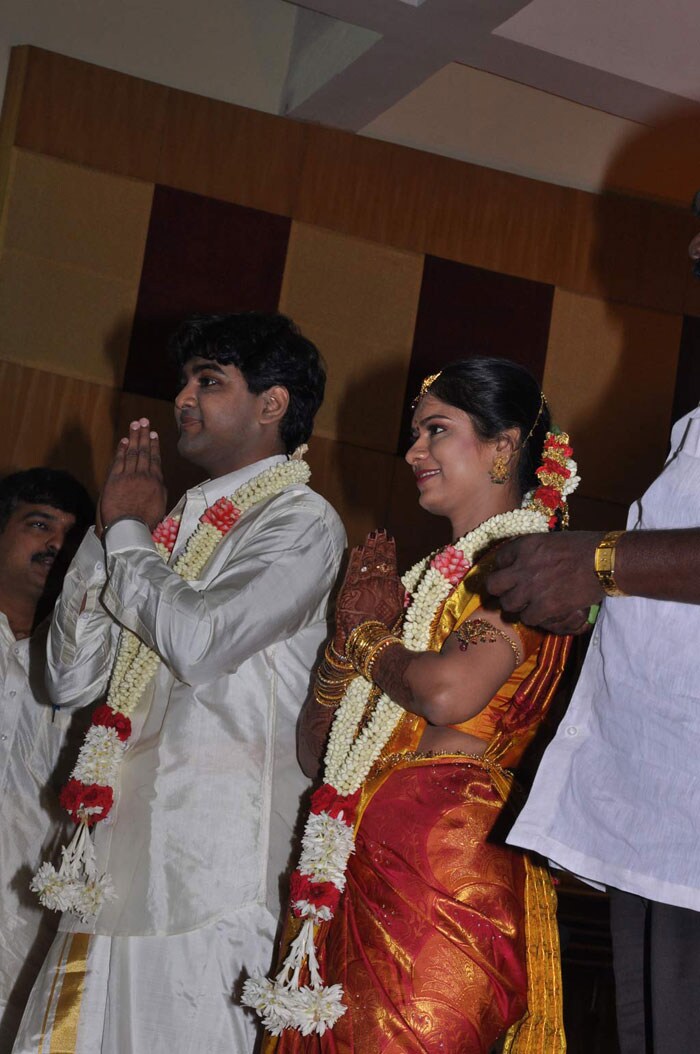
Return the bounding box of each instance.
[100,419,167,535]
[486,531,605,630]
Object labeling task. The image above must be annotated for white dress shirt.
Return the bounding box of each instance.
[508,406,700,910]
[46,456,346,937]
[0,616,74,1043]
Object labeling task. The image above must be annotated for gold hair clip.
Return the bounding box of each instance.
[411,371,442,408]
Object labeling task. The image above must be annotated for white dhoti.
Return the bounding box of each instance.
[12,905,277,1054]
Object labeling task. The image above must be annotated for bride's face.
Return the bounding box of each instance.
[405,393,516,534]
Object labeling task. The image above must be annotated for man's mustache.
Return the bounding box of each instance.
[31,549,57,568]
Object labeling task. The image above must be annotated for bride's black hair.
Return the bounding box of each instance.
[427,357,551,497]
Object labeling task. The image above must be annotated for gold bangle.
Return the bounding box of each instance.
[594,530,626,597]
[346,621,402,682]
[365,635,402,680]
[314,686,344,708]
[325,642,354,672]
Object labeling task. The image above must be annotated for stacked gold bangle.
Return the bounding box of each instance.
[345,620,402,682]
[314,642,355,708]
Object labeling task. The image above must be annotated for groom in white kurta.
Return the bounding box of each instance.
[13,313,345,1053]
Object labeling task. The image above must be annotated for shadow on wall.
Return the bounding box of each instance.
[565,104,700,531]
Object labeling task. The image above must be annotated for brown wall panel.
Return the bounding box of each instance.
[124,186,290,400]
[0,360,118,495]
[158,90,306,217]
[561,189,690,315]
[567,493,630,532]
[306,435,396,550]
[297,126,454,256]
[13,48,168,181]
[298,123,689,316]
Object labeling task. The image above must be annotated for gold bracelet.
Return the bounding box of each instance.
[314,648,355,708]
[594,530,626,597]
[346,621,402,682]
[325,641,354,672]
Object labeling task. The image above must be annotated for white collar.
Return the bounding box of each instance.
[189,454,289,509]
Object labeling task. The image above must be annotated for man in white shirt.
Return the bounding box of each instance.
[0,468,93,1051]
[14,313,346,1054]
[485,230,700,1053]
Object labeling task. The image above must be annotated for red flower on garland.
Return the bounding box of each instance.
[310,784,360,822]
[537,458,570,480]
[60,779,114,825]
[152,516,180,553]
[430,545,470,586]
[202,497,241,533]
[533,485,561,511]
[544,436,573,458]
[91,704,132,743]
[289,870,342,916]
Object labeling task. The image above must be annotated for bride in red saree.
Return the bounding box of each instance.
[246,358,580,1053]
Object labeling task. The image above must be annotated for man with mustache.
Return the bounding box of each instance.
[14,313,345,1054]
[0,469,93,1050]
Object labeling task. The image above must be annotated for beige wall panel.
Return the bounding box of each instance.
[0,359,117,495]
[13,48,168,181]
[307,435,395,550]
[279,223,423,453]
[0,250,139,386]
[159,90,306,217]
[543,289,682,505]
[3,149,153,283]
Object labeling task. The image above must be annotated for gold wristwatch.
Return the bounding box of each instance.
[594,530,626,597]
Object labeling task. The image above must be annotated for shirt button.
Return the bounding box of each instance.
[8,690,16,697]
[95,562,104,572]
[80,612,91,620]
[0,734,7,741]
[565,725,578,737]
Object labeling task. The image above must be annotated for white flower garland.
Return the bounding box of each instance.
[32,457,311,921]
[244,438,579,1035]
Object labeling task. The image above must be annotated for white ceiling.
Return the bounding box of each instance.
[286,0,698,127]
[2,0,700,203]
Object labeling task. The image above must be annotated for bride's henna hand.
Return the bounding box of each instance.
[334,530,405,652]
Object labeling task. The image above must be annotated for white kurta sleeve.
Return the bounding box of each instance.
[102,496,342,686]
[46,527,117,707]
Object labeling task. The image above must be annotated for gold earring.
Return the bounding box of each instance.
[489,454,510,485]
